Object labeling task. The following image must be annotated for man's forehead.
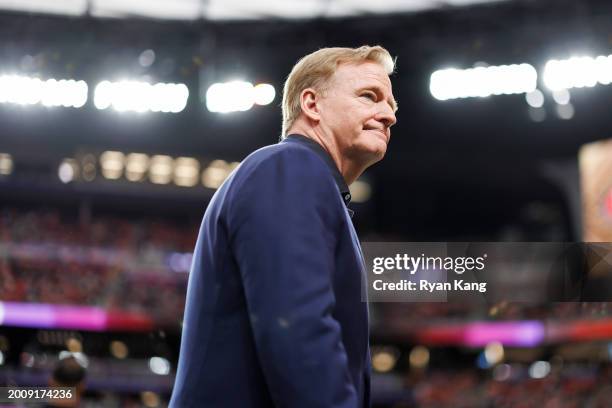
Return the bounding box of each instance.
[334,61,392,86]
[332,61,393,93]
[331,61,397,110]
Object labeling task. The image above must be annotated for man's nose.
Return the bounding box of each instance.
[376,104,397,129]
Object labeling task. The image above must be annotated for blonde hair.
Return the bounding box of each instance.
[281,45,395,138]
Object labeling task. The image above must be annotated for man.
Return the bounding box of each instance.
[45,355,87,407]
[170,45,397,407]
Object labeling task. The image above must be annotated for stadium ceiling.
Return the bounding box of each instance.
[0,0,511,21]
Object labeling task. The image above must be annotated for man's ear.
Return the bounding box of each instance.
[299,88,321,123]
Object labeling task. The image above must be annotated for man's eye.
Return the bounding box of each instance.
[361,92,377,101]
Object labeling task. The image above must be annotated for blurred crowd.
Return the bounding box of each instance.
[409,364,612,408]
[375,302,612,327]
[0,208,194,324]
[2,207,612,408]
[0,208,197,252]
[1,207,611,327]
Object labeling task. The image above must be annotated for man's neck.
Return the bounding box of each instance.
[286,125,363,185]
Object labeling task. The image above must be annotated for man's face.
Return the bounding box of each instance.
[317,61,397,165]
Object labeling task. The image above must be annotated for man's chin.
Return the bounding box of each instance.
[362,144,387,165]
[371,140,388,158]
[349,140,388,165]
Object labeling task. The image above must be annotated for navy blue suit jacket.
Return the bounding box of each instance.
[170,135,371,407]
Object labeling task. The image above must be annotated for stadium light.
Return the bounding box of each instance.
[125,153,149,182]
[371,346,399,373]
[253,83,276,105]
[141,392,161,407]
[528,361,551,379]
[206,81,275,113]
[138,49,156,67]
[201,160,239,189]
[174,157,200,187]
[409,345,430,369]
[94,80,188,113]
[349,180,372,203]
[56,149,244,189]
[81,154,97,181]
[58,159,79,183]
[149,356,170,375]
[100,151,125,180]
[493,364,512,381]
[0,75,87,108]
[551,89,570,105]
[543,55,612,91]
[149,155,174,184]
[430,63,537,100]
[484,341,504,365]
[0,153,13,175]
[555,103,575,120]
[110,340,129,359]
[202,159,231,188]
[525,89,544,108]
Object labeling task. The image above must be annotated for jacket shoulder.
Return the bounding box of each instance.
[233,141,330,183]
[245,140,322,167]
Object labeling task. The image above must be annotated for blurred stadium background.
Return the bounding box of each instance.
[1,0,612,406]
